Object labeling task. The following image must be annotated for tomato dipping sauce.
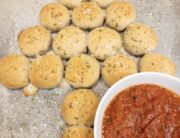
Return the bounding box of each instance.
[102,84,180,138]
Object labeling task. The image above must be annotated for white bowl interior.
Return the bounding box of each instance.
[94,72,180,138]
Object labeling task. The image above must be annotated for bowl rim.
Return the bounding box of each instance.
[94,72,180,138]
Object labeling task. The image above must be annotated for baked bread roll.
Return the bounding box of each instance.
[124,23,158,56]
[88,27,122,60]
[63,126,94,138]
[40,3,70,32]
[62,89,99,126]
[72,2,105,29]
[0,54,30,89]
[29,53,64,89]
[59,0,84,9]
[91,0,115,8]
[65,54,100,88]
[53,26,87,59]
[140,53,176,76]
[23,83,39,96]
[102,54,137,86]
[18,26,51,57]
[106,1,136,31]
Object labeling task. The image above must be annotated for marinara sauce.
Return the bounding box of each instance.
[103,84,180,138]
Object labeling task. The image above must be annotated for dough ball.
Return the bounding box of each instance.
[106,1,136,31]
[62,89,99,126]
[23,83,39,97]
[40,3,70,32]
[53,26,87,59]
[59,0,84,9]
[18,26,51,57]
[72,2,105,29]
[91,0,115,8]
[88,27,122,60]
[29,53,64,89]
[102,54,137,86]
[63,126,94,138]
[140,53,176,76]
[65,54,100,88]
[124,23,158,56]
[0,54,30,89]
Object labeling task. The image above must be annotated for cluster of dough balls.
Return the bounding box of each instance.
[0,0,177,137]
[0,1,176,95]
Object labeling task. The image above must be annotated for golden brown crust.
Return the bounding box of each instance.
[63,126,94,138]
[40,3,70,32]
[53,26,87,59]
[23,83,39,97]
[0,54,30,89]
[72,2,105,29]
[140,53,176,76]
[62,89,99,126]
[29,53,64,89]
[65,54,100,88]
[101,54,137,86]
[88,27,122,60]
[59,0,84,9]
[106,1,136,31]
[91,0,115,8]
[124,23,158,56]
[18,26,51,57]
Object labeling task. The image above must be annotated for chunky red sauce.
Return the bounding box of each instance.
[103,84,180,138]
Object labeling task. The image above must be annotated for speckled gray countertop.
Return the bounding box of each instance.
[0,0,180,138]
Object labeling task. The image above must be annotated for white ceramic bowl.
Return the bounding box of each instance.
[94,72,180,138]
